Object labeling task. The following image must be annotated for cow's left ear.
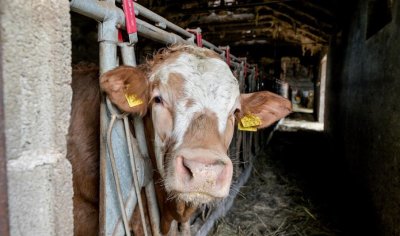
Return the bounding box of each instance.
[239,91,292,129]
[100,66,149,116]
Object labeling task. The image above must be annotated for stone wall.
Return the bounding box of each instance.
[0,0,73,234]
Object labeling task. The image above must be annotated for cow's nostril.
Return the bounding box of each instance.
[182,159,194,178]
[176,156,194,181]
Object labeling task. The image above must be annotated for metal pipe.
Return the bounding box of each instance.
[131,2,193,39]
[203,40,242,63]
[97,6,120,235]
[123,117,148,236]
[99,41,118,74]
[70,0,244,62]
[145,182,161,236]
[70,0,124,24]
[71,0,188,45]
[132,117,162,236]
[136,18,188,45]
[107,115,132,236]
[119,43,137,66]
[120,44,161,236]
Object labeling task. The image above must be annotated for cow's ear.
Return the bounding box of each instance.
[239,91,292,129]
[100,66,149,116]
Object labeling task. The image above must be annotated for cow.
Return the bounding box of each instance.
[68,62,100,236]
[67,44,291,236]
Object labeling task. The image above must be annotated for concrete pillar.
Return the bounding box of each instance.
[0,0,73,235]
[7,153,73,235]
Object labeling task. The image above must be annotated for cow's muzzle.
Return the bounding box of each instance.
[167,148,233,204]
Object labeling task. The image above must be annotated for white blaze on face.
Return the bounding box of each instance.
[149,52,240,147]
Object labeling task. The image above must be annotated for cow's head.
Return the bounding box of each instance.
[100,44,291,207]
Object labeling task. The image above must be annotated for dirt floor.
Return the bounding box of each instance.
[209,129,377,236]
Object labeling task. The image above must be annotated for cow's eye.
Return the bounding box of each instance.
[154,96,163,104]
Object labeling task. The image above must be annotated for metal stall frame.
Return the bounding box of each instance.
[70,1,258,235]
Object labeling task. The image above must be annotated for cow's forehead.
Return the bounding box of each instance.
[149,51,240,144]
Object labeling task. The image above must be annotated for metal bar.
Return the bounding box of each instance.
[234,132,242,179]
[133,2,193,39]
[70,0,244,63]
[203,40,243,64]
[123,117,148,236]
[120,44,161,236]
[119,43,137,66]
[71,0,188,45]
[98,15,119,234]
[70,0,124,24]
[144,182,161,236]
[99,42,118,74]
[136,18,188,44]
[107,115,132,236]
[132,116,162,236]
[0,18,10,236]
[115,43,150,236]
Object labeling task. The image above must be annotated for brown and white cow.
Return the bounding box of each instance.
[68,45,291,236]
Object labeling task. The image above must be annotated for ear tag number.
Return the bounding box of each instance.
[125,93,143,107]
[238,113,261,132]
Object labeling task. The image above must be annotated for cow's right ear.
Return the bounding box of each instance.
[100,66,149,116]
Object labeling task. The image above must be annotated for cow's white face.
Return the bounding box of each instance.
[100,45,292,207]
[149,50,240,204]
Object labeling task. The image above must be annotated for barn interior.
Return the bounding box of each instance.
[69,0,399,235]
[2,0,398,235]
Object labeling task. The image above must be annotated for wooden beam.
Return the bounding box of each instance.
[157,2,334,40]
[199,13,330,42]
[162,0,302,13]
[272,2,334,31]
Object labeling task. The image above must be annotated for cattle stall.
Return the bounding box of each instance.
[3,0,400,235]
[69,1,400,235]
[70,1,264,235]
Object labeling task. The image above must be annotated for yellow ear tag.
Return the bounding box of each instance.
[238,122,258,131]
[124,93,144,107]
[238,113,261,132]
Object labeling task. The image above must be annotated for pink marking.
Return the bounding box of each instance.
[122,0,137,34]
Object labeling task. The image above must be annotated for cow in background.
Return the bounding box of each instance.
[68,45,291,235]
[67,63,100,236]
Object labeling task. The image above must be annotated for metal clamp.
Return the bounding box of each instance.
[219,46,231,67]
[122,0,138,44]
[187,28,203,47]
